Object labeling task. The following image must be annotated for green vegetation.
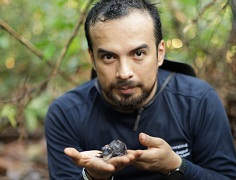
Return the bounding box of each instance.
[0,0,235,137]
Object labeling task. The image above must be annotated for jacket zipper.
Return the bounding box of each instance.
[132,72,175,131]
[133,108,144,131]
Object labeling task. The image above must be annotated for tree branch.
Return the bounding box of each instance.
[0,19,44,59]
[193,0,217,23]
[51,0,94,76]
[0,0,94,103]
[229,0,236,44]
[0,19,79,86]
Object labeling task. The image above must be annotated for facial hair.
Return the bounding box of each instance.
[102,79,157,111]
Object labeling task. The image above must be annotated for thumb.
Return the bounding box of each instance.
[139,132,163,148]
[64,147,82,159]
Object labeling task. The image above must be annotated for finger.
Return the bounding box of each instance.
[127,150,143,158]
[64,148,115,171]
[106,156,132,172]
[64,147,89,165]
[108,150,143,168]
[64,148,82,159]
[139,132,165,148]
[64,148,95,165]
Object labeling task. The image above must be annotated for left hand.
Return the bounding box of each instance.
[133,133,182,174]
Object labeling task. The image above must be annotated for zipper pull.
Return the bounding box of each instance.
[133,108,144,131]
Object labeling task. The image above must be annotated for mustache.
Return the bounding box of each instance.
[109,80,142,89]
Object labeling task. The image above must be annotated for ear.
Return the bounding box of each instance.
[157,40,165,67]
[88,49,96,71]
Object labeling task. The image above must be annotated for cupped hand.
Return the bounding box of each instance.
[64,147,142,179]
[134,133,181,174]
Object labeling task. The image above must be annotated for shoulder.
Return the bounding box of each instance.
[158,69,214,100]
[45,79,99,131]
[50,79,98,111]
[158,70,227,128]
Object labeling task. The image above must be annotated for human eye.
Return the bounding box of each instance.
[133,50,146,60]
[102,54,116,63]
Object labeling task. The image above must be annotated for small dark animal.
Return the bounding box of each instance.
[98,140,127,161]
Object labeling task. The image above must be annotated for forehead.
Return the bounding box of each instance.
[89,11,155,50]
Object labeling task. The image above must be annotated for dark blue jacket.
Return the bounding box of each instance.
[45,69,236,179]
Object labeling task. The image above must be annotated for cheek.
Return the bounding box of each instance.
[137,62,158,77]
[96,68,115,87]
[136,63,158,86]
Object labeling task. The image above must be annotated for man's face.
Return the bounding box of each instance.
[89,11,165,111]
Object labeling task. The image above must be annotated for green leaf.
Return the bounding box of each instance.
[0,36,10,49]
[43,44,56,59]
[0,104,17,128]
[24,108,38,133]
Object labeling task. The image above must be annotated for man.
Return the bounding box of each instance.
[45,0,236,179]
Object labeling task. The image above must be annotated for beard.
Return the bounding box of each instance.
[102,79,156,111]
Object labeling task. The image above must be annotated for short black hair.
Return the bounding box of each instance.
[85,0,163,52]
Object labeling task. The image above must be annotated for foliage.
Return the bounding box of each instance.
[0,0,93,133]
[0,104,17,129]
[24,92,50,133]
[0,0,235,134]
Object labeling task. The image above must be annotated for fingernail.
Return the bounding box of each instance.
[140,133,146,141]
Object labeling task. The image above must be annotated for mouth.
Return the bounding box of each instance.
[118,86,134,94]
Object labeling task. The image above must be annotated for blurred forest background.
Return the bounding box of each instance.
[0,0,235,179]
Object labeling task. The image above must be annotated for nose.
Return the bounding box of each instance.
[116,58,133,80]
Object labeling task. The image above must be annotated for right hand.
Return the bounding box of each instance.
[64,148,143,179]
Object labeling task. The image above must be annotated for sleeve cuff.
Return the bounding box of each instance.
[82,168,114,180]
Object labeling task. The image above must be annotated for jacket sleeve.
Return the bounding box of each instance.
[45,100,84,180]
[183,89,236,180]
